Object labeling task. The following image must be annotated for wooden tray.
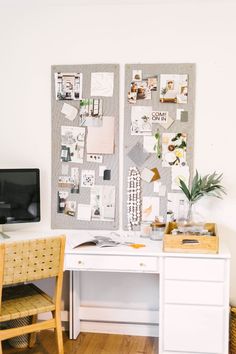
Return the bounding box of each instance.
[163,222,219,254]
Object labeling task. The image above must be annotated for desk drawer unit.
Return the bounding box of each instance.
[65,254,159,273]
[161,256,229,354]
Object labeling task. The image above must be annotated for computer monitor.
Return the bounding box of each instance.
[0,169,40,239]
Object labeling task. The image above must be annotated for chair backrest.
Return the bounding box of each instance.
[1,236,66,286]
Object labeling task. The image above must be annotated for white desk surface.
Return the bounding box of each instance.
[1,229,230,259]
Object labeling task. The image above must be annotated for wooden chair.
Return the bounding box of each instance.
[0,235,66,354]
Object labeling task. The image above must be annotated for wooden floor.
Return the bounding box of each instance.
[2,331,159,354]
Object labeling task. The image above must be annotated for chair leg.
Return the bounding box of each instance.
[53,311,64,354]
[0,340,2,354]
[28,314,37,348]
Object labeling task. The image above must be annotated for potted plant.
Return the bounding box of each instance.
[179,170,226,225]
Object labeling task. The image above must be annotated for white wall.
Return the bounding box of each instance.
[1,0,236,309]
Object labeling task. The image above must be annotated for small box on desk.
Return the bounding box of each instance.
[163,222,219,254]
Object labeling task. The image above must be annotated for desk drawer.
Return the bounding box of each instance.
[164,257,225,281]
[65,254,159,272]
[164,280,224,306]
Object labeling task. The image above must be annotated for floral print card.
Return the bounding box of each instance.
[162,133,187,167]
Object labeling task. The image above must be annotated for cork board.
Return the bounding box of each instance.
[51,64,119,230]
[123,63,195,230]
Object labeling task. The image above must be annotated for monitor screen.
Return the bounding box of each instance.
[0,169,40,224]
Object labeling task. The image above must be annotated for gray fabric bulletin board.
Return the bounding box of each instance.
[123,63,195,230]
[51,64,119,230]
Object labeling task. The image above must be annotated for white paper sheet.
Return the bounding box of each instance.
[131,106,152,135]
[61,103,78,121]
[91,185,116,221]
[77,204,92,221]
[87,116,115,154]
[142,196,160,222]
[171,166,190,190]
[91,72,114,97]
[143,136,156,153]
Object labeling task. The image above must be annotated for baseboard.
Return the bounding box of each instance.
[38,309,159,337]
[80,321,159,337]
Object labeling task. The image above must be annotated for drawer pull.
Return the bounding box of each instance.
[139,262,145,267]
[182,239,199,244]
[78,260,84,265]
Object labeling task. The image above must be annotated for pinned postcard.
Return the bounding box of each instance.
[147,77,158,91]
[159,115,174,130]
[143,136,156,153]
[87,154,103,164]
[61,126,85,163]
[159,184,167,197]
[153,181,161,193]
[142,197,160,222]
[162,133,187,167]
[151,111,168,124]
[87,116,115,154]
[128,142,150,166]
[132,70,142,81]
[171,166,190,190]
[57,191,69,213]
[58,176,74,189]
[77,204,92,221]
[99,165,107,177]
[61,103,78,121]
[91,185,116,221]
[61,164,69,175]
[79,99,103,127]
[81,170,95,188]
[160,74,188,104]
[141,168,155,183]
[167,192,188,222]
[55,72,82,100]
[131,106,152,135]
[176,108,184,120]
[64,201,76,217]
[91,72,114,97]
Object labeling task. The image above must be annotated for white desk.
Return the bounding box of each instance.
[65,233,230,354]
[2,231,230,354]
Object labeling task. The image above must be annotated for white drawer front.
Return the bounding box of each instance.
[164,280,225,306]
[163,304,225,353]
[65,254,159,272]
[164,257,225,281]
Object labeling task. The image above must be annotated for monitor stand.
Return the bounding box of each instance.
[0,225,10,239]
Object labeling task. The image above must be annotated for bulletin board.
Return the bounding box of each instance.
[51,64,119,230]
[123,63,195,230]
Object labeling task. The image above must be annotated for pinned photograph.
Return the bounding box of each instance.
[171,166,190,190]
[55,72,82,100]
[142,196,160,222]
[79,99,103,127]
[81,170,95,188]
[136,80,151,100]
[91,185,116,221]
[64,200,76,217]
[147,77,158,91]
[71,167,80,193]
[58,176,75,189]
[127,91,137,104]
[131,106,152,135]
[91,72,114,97]
[61,126,85,163]
[57,191,69,213]
[162,133,187,167]
[132,70,142,81]
[167,192,188,222]
[160,74,188,104]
